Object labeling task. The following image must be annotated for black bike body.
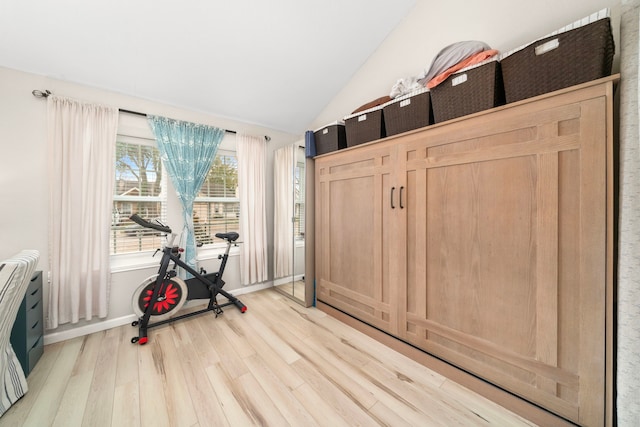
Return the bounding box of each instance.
[129,214,246,344]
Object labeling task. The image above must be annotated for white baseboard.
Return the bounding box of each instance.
[273,274,304,287]
[230,281,273,296]
[43,282,273,345]
[44,314,138,345]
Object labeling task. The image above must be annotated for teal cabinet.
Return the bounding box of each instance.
[10,271,44,377]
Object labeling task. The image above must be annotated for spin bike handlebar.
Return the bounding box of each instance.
[129,213,172,234]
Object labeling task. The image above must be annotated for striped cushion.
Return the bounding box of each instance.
[0,250,39,417]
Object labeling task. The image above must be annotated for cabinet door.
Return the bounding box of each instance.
[401,86,608,425]
[315,143,403,334]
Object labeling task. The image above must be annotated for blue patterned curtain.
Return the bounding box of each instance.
[148,116,225,273]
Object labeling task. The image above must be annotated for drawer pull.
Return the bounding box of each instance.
[31,300,40,310]
[391,187,396,209]
[30,287,40,296]
[31,319,40,330]
[29,336,41,350]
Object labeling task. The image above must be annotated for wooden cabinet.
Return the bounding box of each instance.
[10,271,44,377]
[315,77,615,426]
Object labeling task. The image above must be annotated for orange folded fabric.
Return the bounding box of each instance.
[427,49,499,89]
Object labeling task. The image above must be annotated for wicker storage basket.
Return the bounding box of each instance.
[344,106,385,147]
[314,123,347,155]
[430,60,504,123]
[383,89,433,136]
[501,17,614,104]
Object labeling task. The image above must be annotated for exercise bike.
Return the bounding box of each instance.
[128,213,247,345]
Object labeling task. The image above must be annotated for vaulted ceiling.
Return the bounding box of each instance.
[0,0,415,134]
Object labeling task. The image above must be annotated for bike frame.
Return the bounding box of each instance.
[129,214,246,344]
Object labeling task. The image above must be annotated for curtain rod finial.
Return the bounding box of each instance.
[32,89,51,98]
[265,135,271,142]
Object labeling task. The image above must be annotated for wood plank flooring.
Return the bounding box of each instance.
[0,289,537,427]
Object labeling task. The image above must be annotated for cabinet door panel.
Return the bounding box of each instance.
[425,157,537,349]
[402,93,607,424]
[316,144,399,333]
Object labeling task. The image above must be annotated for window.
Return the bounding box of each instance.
[193,151,240,245]
[111,136,166,254]
[294,159,305,241]
[111,131,239,255]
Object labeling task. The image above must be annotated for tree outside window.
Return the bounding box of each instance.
[111,138,165,254]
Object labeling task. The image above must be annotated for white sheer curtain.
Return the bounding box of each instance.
[47,96,118,329]
[237,134,268,285]
[618,1,640,424]
[273,144,295,278]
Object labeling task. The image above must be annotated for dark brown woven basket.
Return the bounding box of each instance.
[314,124,347,155]
[383,90,433,136]
[501,17,614,104]
[430,60,504,123]
[345,108,385,147]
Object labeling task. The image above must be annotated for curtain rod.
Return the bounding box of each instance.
[32,89,271,141]
[118,108,236,135]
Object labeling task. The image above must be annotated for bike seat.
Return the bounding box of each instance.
[215,232,239,242]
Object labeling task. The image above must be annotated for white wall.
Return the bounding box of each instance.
[310,0,622,129]
[0,65,298,343]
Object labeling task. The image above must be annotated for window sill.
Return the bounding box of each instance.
[111,251,160,273]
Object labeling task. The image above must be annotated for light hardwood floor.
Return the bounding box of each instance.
[0,289,537,427]
[275,280,306,303]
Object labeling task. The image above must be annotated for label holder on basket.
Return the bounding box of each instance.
[535,39,560,56]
